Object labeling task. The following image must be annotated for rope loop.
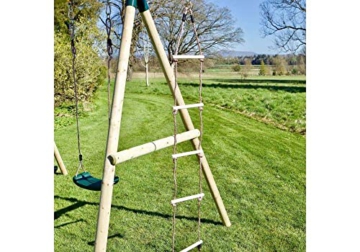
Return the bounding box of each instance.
[105,17,112,35]
[105,1,111,16]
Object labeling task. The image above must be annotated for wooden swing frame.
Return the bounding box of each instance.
[54,141,68,175]
[94,1,231,251]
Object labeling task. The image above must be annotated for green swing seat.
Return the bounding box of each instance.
[73,172,119,191]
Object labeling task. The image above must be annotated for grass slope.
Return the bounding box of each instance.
[55,80,305,251]
[129,74,306,134]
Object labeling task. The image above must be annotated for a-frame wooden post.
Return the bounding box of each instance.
[94,1,230,251]
[54,141,68,175]
[94,4,136,251]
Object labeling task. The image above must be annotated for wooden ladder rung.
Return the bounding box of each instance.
[173,103,204,111]
[180,240,203,252]
[173,55,205,60]
[172,149,203,159]
[171,193,204,206]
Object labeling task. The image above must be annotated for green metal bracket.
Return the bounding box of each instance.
[125,0,149,12]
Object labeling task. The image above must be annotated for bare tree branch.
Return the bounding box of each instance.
[260,0,306,53]
[97,0,244,79]
[156,0,244,60]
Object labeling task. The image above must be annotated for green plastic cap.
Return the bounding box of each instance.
[137,0,149,12]
[126,0,137,8]
[125,0,149,12]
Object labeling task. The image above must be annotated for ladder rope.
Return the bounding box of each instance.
[195,14,204,243]
[172,157,178,250]
[172,1,204,250]
[172,43,179,252]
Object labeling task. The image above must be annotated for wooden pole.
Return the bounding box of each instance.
[108,129,200,165]
[54,142,68,175]
[94,5,136,252]
[141,10,231,227]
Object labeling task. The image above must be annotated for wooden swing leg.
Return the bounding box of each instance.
[54,141,68,175]
[94,5,136,252]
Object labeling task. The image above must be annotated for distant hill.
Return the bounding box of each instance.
[217,50,257,57]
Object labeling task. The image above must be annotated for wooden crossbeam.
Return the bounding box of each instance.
[108,129,200,165]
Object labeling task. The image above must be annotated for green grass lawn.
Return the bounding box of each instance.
[131,73,306,134]
[55,74,305,251]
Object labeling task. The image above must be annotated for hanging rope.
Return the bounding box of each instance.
[105,0,113,121]
[192,5,204,244]
[68,0,85,176]
[172,1,204,250]
[172,53,179,252]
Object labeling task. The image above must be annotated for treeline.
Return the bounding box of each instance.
[213,53,306,76]
[242,54,305,66]
[128,53,306,77]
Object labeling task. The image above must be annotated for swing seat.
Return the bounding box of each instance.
[73,172,119,191]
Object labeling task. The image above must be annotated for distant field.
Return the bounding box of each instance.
[206,65,260,75]
[131,71,306,134]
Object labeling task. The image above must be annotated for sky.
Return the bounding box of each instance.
[208,0,276,54]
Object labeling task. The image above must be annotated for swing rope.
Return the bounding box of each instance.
[67,0,119,191]
[68,0,85,176]
[172,1,204,250]
[105,0,113,120]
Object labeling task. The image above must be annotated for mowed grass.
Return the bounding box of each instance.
[132,71,306,134]
[54,73,306,251]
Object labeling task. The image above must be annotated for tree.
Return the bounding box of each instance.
[98,0,168,80]
[297,54,306,74]
[157,0,244,60]
[240,58,252,79]
[101,0,244,66]
[260,0,306,53]
[54,0,106,106]
[272,56,287,75]
[259,60,266,76]
[232,64,241,72]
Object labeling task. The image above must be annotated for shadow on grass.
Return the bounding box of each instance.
[87,233,124,246]
[209,78,306,84]
[54,201,87,220]
[181,82,306,93]
[55,219,86,229]
[54,195,222,226]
